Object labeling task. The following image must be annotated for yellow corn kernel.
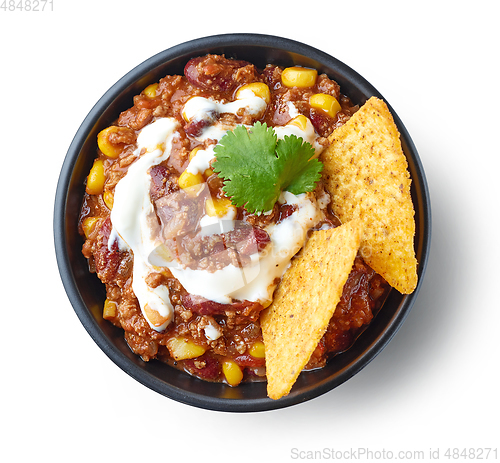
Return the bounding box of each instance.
[281,66,317,88]
[204,168,214,178]
[103,191,114,210]
[287,115,309,131]
[205,197,234,218]
[222,359,244,386]
[189,146,202,161]
[143,304,170,328]
[82,217,99,238]
[248,341,266,359]
[167,337,206,361]
[182,96,199,122]
[309,93,341,118]
[143,83,159,98]
[97,127,123,159]
[178,170,204,190]
[86,159,105,195]
[103,299,117,320]
[236,82,271,104]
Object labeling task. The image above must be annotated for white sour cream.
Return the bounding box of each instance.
[110,117,180,331]
[182,94,267,125]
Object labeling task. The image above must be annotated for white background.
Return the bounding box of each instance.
[2,1,499,462]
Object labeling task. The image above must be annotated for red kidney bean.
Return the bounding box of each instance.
[149,164,178,202]
[277,204,297,222]
[225,226,270,254]
[184,115,215,138]
[184,354,221,380]
[309,108,333,137]
[233,353,265,368]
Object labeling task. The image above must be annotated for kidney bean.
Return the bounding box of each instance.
[233,353,265,368]
[184,116,214,138]
[278,204,297,223]
[184,354,221,380]
[149,164,178,202]
[226,225,270,254]
[182,294,263,318]
[182,294,229,315]
[309,108,334,137]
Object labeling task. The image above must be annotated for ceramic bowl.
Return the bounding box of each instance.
[54,34,431,412]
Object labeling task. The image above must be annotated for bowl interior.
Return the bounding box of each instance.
[54,34,431,412]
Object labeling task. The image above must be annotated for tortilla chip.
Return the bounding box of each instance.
[320,97,417,294]
[261,220,363,400]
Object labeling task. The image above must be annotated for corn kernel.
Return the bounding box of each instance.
[182,97,198,122]
[287,115,309,131]
[103,299,117,320]
[236,82,271,104]
[103,191,114,210]
[249,341,266,359]
[97,127,123,159]
[143,304,170,328]
[82,217,99,238]
[86,159,105,195]
[167,337,206,361]
[222,359,244,386]
[281,66,317,88]
[204,168,214,178]
[205,197,234,217]
[143,83,158,98]
[309,93,341,118]
[178,170,204,190]
[189,146,202,161]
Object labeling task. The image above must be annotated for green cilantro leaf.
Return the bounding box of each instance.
[275,134,320,195]
[212,122,323,214]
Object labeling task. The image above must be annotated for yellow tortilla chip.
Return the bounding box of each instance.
[320,97,417,294]
[261,220,363,400]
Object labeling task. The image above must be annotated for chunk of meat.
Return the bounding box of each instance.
[224,225,270,254]
[184,54,255,93]
[155,185,208,240]
[107,126,137,146]
[149,164,178,202]
[118,107,154,131]
[177,223,271,271]
[93,218,123,284]
[182,294,263,318]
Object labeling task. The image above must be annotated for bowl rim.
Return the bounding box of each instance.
[54,33,431,412]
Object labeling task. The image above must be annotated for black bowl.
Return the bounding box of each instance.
[53,33,431,412]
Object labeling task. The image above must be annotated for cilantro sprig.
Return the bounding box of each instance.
[212,122,323,215]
